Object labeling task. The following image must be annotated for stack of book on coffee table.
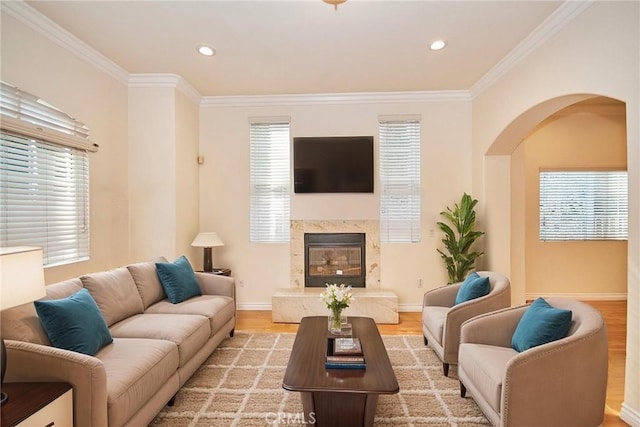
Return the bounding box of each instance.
[325,337,366,369]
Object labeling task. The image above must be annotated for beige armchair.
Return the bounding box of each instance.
[422,271,511,376]
[458,298,608,427]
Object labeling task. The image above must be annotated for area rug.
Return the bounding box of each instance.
[149,333,489,427]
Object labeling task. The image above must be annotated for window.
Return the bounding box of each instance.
[0,82,96,266]
[379,116,421,243]
[249,118,290,243]
[539,170,628,241]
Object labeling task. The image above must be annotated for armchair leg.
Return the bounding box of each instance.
[460,381,467,398]
[423,336,428,346]
[443,362,449,377]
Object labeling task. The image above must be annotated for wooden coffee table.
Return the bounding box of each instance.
[282,316,399,427]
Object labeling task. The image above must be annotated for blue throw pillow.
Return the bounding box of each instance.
[34,288,113,356]
[156,256,202,304]
[455,272,490,305]
[511,297,573,352]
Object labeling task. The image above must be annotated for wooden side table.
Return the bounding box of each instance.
[199,268,231,276]
[1,382,73,427]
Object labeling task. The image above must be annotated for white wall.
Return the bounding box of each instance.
[199,97,473,309]
[472,2,639,423]
[128,81,201,265]
[128,86,178,261]
[175,90,201,265]
[0,12,130,283]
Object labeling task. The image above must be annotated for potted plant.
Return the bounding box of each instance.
[436,193,485,283]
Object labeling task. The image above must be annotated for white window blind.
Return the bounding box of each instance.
[0,82,96,152]
[539,170,628,241]
[249,119,290,243]
[1,132,90,265]
[379,117,421,243]
[1,81,92,266]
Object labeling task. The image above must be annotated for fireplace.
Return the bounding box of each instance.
[304,233,366,288]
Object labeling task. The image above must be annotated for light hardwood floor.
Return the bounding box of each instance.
[235,300,628,426]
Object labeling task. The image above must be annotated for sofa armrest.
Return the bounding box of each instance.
[502,322,608,426]
[195,272,236,300]
[423,283,460,308]
[4,340,108,427]
[460,305,527,348]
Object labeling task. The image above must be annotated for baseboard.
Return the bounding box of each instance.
[238,295,626,312]
[525,293,627,301]
[399,304,423,312]
[237,303,272,311]
[621,402,640,427]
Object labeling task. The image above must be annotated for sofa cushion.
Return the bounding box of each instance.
[145,295,236,336]
[81,267,144,326]
[422,306,449,345]
[95,337,179,427]
[511,297,573,352]
[34,288,113,355]
[108,313,210,367]
[126,257,168,309]
[0,278,84,345]
[459,343,517,413]
[156,256,202,304]
[455,272,490,305]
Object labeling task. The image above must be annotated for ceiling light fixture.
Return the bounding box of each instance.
[323,0,347,11]
[197,45,215,57]
[429,40,447,51]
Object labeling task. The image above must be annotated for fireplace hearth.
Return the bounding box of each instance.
[304,233,366,287]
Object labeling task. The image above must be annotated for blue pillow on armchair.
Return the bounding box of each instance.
[156,256,202,304]
[455,272,490,305]
[511,297,573,352]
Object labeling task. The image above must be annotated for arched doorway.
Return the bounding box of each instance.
[484,94,628,422]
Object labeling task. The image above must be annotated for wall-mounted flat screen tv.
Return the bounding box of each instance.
[293,136,374,193]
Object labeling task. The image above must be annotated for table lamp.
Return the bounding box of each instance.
[191,232,224,272]
[0,246,46,405]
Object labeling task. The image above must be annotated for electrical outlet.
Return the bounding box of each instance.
[417,278,423,288]
[239,280,245,287]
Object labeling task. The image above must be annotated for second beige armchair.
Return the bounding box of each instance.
[422,271,511,376]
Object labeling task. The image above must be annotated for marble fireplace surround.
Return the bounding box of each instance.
[271,220,399,324]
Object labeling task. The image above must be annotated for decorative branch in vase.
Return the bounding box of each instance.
[320,283,354,333]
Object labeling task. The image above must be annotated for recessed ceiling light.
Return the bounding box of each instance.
[197,45,215,57]
[429,40,447,51]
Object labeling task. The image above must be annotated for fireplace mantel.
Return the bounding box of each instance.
[274,219,397,324]
[290,220,380,289]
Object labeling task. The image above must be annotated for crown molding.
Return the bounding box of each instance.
[200,90,471,108]
[128,74,201,104]
[470,0,595,99]
[1,0,129,86]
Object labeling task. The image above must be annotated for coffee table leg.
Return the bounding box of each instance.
[300,392,316,426]
[363,394,379,427]
[299,391,378,427]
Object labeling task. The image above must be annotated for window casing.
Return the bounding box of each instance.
[379,117,421,243]
[249,119,290,243]
[0,82,94,266]
[539,170,628,241]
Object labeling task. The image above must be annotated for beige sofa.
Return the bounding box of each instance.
[1,257,236,427]
[457,298,608,427]
[422,271,511,376]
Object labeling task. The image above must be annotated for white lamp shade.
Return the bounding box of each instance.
[191,232,224,248]
[0,246,46,310]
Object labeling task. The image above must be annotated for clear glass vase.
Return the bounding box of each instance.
[328,309,347,334]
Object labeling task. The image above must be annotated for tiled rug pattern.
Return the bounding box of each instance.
[149,333,489,427]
